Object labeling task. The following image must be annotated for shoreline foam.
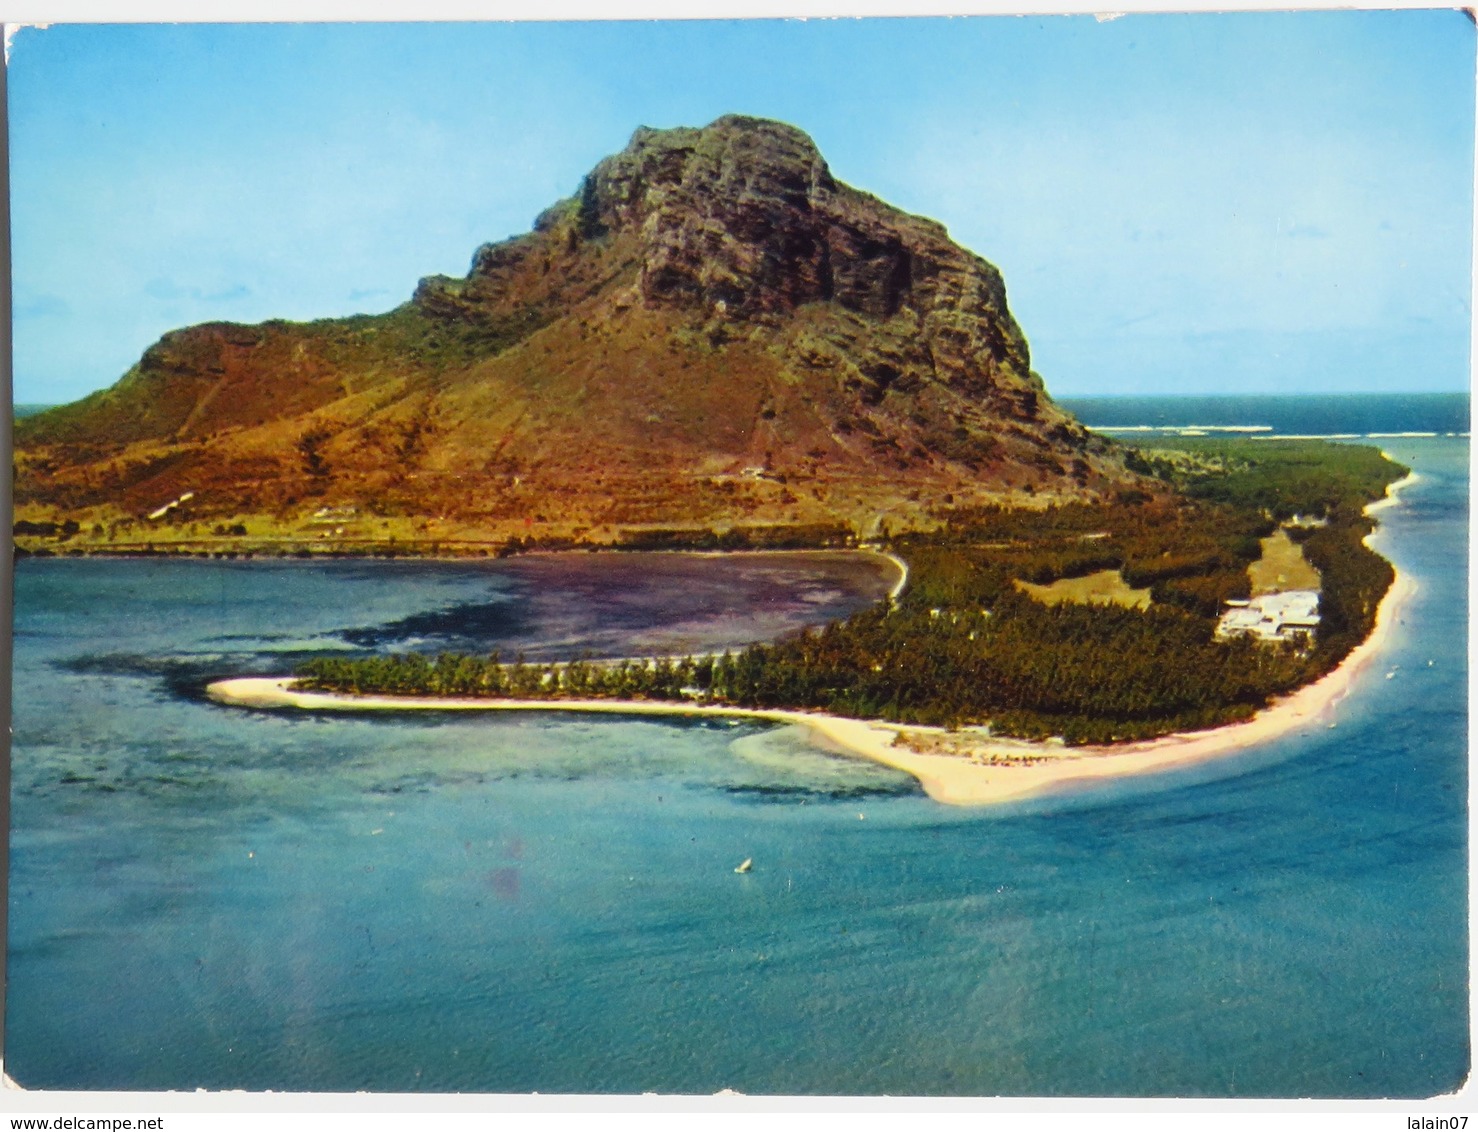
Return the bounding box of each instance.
[205,473,1417,808]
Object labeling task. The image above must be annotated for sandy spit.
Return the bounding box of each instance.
[203,571,1407,807]
[205,579,1411,807]
[206,474,1417,808]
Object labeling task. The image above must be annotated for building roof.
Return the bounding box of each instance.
[1216,590,1321,642]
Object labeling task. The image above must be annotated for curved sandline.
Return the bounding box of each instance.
[206,473,1414,807]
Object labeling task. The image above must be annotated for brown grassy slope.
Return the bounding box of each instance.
[15,115,1137,545]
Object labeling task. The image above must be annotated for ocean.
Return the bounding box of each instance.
[5,394,1468,1096]
[1060,391,1469,438]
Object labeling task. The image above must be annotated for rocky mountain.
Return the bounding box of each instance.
[15,115,1135,552]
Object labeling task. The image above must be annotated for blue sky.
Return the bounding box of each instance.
[9,13,1474,404]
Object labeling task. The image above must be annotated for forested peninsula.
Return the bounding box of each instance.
[295,438,1407,746]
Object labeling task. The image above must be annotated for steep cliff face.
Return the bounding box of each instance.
[16,116,1131,546]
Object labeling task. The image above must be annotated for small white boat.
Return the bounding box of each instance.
[734,858,752,874]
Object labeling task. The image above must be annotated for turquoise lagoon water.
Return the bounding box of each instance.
[5,429,1468,1096]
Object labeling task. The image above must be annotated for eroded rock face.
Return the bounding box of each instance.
[431,116,1033,392]
[18,115,1129,537]
[418,117,1063,446]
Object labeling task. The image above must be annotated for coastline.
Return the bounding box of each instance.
[875,549,909,600]
[14,540,903,581]
[204,567,1410,806]
[205,472,1417,808]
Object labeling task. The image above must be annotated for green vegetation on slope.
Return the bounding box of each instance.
[1125,436,1402,519]
[297,439,1408,745]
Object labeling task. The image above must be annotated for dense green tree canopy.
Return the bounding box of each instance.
[298,440,1406,746]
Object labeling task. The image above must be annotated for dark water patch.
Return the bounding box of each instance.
[339,598,529,650]
[364,773,448,796]
[57,652,225,678]
[204,632,300,643]
[57,651,295,683]
[142,774,210,791]
[55,648,367,704]
[719,781,919,802]
[52,773,194,799]
[300,558,510,584]
[278,707,767,735]
[274,707,522,729]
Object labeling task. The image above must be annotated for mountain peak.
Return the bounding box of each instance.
[627,114,827,159]
[17,117,1135,547]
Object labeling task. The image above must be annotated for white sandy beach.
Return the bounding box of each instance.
[207,474,1417,807]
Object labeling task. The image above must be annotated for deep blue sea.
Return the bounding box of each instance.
[5,395,1469,1096]
[1060,391,1469,438]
